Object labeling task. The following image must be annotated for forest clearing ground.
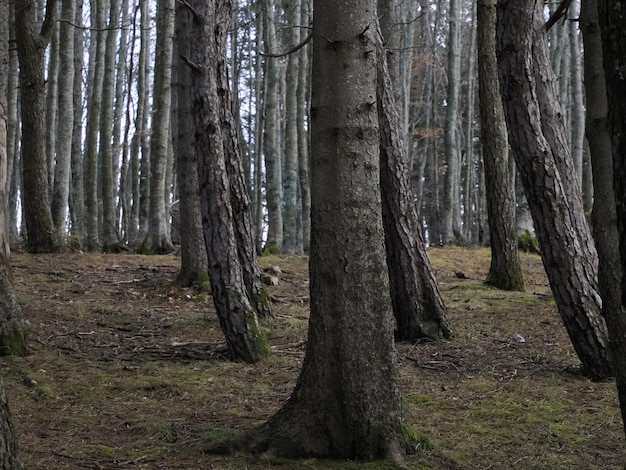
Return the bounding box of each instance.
[1,247,623,469]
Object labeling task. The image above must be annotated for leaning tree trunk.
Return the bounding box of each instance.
[376,19,451,341]
[204,0,410,462]
[188,0,271,363]
[14,0,60,253]
[477,0,524,292]
[496,0,611,380]
[596,0,626,437]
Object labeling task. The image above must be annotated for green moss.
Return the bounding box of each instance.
[246,310,272,360]
[404,394,438,407]
[136,242,150,255]
[0,328,29,357]
[199,426,235,442]
[403,424,433,453]
[263,243,281,255]
[194,271,210,290]
[518,230,540,254]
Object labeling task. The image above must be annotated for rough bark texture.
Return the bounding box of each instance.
[496,0,611,380]
[173,6,208,286]
[596,0,626,436]
[477,0,524,291]
[206,0,409,462]
[14,0,61,253]
[188,0,270,363]
[376,19,451,341]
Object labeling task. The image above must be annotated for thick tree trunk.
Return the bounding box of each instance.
[14,0,60,253]
[173,6,208,286]
[477,0,524,291]
[596,0,626,437]
[376,19,451,341]
[188,0,271,362]
[207,0,410,462]
[497,0,611,380]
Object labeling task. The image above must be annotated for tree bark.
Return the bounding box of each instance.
[595,0,626,437]
[376,19,451,341]
[477,0,524,291]
[173,5,208,286]
[14,0,61,253]
[206,0,410,462]
[496,0,611,380]
[188,0,271,362]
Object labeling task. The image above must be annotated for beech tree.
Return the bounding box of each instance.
[205,0,411,461]
[496,0,612,380]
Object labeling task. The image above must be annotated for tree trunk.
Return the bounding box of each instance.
[376,19,451,341]
[51,0,75,244]
[496,0,611,380]
[207,0,410,462]
[188,0,271,362]
[262,1,283,253]
[595,0,626,437]
[143,0,175,254]
[477,0,524,291]
[14,0,60,253]
[173,5,208,286]
[442,0,463,245]
[44,13,59,195]
[99,0,122,252]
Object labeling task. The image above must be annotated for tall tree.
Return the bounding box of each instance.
[173,4,209,286]
[596,0,626,437]
[376,18,451,341]
[14,0,61,253]
[496,0,612,380]
[442,0,463,244]
[51,0,75,243]
[143,0,175,254]
[188,0,271,362]
[477,0,524,291]
[207,0,411,461]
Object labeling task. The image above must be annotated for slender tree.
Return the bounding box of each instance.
[477,0,524,291]
[596,0,626,437]
[376,18,451,341]
[173,4,209,286]
[497,0,611,380]
[188,0,271,362]
[14,0,61,253]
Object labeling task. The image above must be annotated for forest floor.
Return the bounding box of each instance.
[2,247,624,469]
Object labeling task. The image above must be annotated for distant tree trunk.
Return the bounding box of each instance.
[596,0,626,437]
[281,0,301,254]
[7,10,19,243]
[84,0,106,251]
[44,14,59,195]
[477,0,524,291]
[173,6,208,286]
[297,0,311,253]
[69,1,85,245]
[262,1,283,253]
[497,0,611,380]
[14,0,61,253]
[51,0,75,243]
[376,19,451,341]
[188,0,271,362]
[99,0,122,252]
[210,0,409,460]
[144,0,175,254]
[442,0,463,244]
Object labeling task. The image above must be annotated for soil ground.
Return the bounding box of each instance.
[3,247,624,469]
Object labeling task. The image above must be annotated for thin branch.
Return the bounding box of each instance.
[545,0,574,30]
[260,31,313,58]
